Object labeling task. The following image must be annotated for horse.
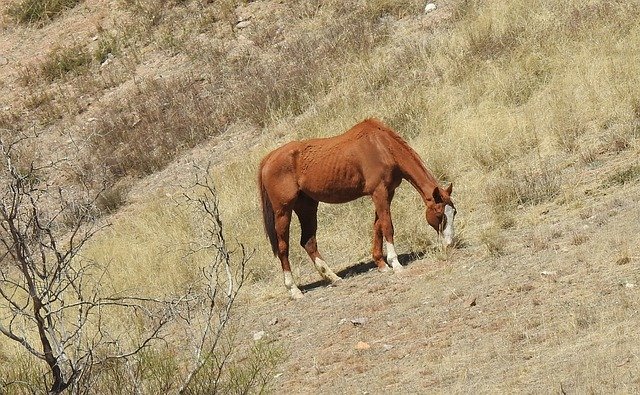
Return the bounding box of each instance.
[258,118,456,299]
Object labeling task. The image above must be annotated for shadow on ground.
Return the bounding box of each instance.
[299,251,426,293]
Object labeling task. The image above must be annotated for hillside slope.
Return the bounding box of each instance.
[1,0,639,393]
[243,145,640,393]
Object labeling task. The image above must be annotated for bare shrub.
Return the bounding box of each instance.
[479,227,505,256]
[605,164,640,187]
[0,134,175,394]
[89,77,218,179]
[487,159,560,210]
[176,166,284,394]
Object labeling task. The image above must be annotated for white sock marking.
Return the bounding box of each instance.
[313,257,341,282]
[385,241,403,271]
[283,271,303,299]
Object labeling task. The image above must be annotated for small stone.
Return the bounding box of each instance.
[355,341,371,350]
[269,317,279,325]
[424,3,437,13]
[383,344,394,351]
[236,20,251,29]
[351,317,368,326]
[100,53,114,67]
[466,296,477,307]
[253,330,265,341]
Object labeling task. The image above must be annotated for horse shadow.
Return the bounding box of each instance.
[299,251,427,293]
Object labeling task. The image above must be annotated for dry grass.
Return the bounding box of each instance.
[2,0,640,392]
[5,0,81,25]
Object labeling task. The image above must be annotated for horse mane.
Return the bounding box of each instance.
[363,118,441,189]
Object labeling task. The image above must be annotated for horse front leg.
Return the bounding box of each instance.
[372,189,403,273]
[275,209,304,299]
[372,213,387,271]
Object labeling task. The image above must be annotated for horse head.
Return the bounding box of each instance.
[426,183,456,247]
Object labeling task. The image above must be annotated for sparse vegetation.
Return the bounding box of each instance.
[6,0,81,25]
[2,0,640,392]
[606,164,640,187]
[39,43,92,81]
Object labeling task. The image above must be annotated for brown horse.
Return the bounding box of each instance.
[258,118,455,299]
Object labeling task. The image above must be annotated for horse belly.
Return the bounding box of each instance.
[299,168,366,204]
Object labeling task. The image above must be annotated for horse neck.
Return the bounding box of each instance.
[391,139,439,204]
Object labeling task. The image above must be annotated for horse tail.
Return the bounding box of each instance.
[258,161,279,256]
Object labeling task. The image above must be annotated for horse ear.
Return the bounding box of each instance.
[432,187,443,203]
[446,183,453,195]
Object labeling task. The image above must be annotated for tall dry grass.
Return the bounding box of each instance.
[3,0,640,392]
[83,0,640,286]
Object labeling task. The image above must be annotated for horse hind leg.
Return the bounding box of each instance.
[304,236,341,284]
[295,198,341,284]
[275,208,304,299]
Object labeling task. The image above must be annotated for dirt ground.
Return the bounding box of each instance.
[241,147,640,394]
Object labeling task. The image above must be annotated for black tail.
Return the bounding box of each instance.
[258,167,278,256]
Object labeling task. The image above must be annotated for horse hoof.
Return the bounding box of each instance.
[377,265,390,273]
[290,289,304,300]
[330,277,343,287]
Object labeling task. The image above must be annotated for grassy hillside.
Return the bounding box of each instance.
[1,0,639,393]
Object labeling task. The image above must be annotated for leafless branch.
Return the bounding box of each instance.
[0,134,175,394]
[177,163,252,394]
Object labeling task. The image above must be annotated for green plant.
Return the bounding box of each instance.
[40,43,92,81]
[94,32,122,64]
[6,0,82,25]
[605,164,640,186]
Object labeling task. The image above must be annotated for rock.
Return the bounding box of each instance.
[236,20,251,29]
[466,296,477,307]
[0,56,8,66]
[253,330,265,341]
[424,2,437,13]
[355,341,371,350]
[100,53,114,67]
[383,344,394,351]
[351,317,368,326]
[269,317,279,325]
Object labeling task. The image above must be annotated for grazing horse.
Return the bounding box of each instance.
[258,118,456,299]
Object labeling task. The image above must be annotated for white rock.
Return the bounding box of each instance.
[425,2,437,13]
[253,330,265,341]
[350,317,368,326]
[236,20,251,29]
